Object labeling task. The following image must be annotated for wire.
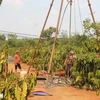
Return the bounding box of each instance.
[77,0,84,34]
[0,30,38,38]
[74,0,76,33]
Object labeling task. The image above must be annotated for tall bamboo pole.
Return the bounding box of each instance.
[68,0,73,50]
[27,0,54,74]
[87,0,95,23]
[87,0,100,50]
[46,0,64,88]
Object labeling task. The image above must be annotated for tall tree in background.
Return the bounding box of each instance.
[0,34,6,41]
[42,27,56,39]
[83,18,100,51]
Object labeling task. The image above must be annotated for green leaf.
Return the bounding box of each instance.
[76,76,83,82]
[96,90,100,96]
[21,81,27,100]
[15,84,21,100]
[88,72,94,79]
[8,92,12,100]
[95,70,100,78]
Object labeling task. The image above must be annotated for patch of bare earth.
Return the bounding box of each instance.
[8,62,100,100]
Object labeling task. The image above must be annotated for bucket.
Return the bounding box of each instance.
[20,70,27,78]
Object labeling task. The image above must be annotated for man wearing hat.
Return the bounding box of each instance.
[14,50,22,73]
[64,50,76,78]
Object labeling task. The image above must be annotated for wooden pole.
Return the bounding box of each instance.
[68,0,73,50]
[46,0,64,88]
[87,0,100,49]
[27,0,54,74]
[87,0,95,23]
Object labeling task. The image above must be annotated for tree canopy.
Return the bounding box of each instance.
[42,27,56,39]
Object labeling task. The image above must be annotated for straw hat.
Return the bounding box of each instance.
[16,50,20,53]
[70,50,74,54]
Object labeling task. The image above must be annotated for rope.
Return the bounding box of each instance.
[77,0,84,34]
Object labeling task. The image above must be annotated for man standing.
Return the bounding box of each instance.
[64,51,76,78]
[14,51,22,73]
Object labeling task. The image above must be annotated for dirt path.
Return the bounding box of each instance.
[8,62,100,100]
[28,86,100,100]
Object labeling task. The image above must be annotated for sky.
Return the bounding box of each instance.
[0,0,100,37]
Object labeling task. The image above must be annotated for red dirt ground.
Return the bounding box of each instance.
[8,62,100,100]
